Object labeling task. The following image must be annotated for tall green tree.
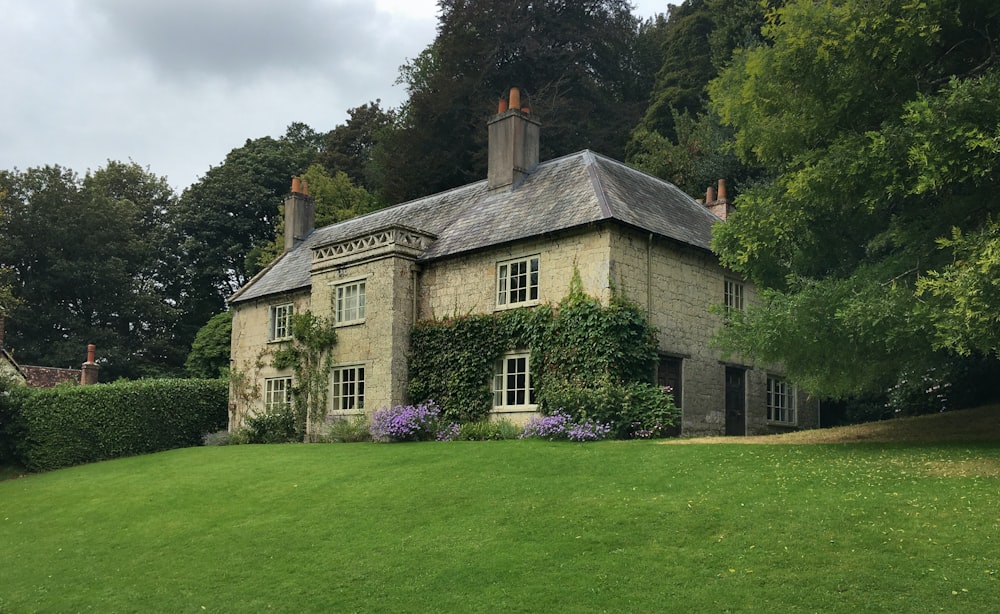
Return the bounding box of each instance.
[626,0,775,197]
[318,101,396,193]
[0,162,181,379]
[254,164,382,268]
[372,0,664,203]
[709,0,1000,400]
[167,124,323,344]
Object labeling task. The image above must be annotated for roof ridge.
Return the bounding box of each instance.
[582,150,614,220]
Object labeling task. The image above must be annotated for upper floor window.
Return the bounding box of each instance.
[331,364,365,412]
[767,376,796,425]
[335,280,366,325]
[269,303,294,341]
[497,255,539,308]
[493,352,536,409]
[724,279,744,313]
[264,377,293,412]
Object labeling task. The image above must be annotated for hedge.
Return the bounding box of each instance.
[13,378,227,472]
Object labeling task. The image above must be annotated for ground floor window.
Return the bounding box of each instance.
[767,376,796,424]
[493,352,536,408]
[657,355,683,408]
[331,365,365,411]
[264,377,293,411]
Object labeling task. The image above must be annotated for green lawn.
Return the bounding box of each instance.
[1,440,997,612]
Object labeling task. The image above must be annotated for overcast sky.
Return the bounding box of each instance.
[1,1,673,192]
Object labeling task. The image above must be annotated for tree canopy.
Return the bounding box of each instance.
[709,0,1000,400]
[372,0,665,203]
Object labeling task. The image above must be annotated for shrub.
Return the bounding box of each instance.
[323,414,372,443]
[202,430,234,446]
[540,378,679,439]
[519,411,611,442]
[457,419,522,441]
[370,402,458,443]
[245,410,298,444]
[17,379,227,472]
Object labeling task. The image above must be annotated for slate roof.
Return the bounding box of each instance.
[229,150,720,304]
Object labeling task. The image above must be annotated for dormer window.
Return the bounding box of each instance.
[497,255,539,308]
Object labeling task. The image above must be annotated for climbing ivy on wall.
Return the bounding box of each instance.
[271,311,338,438]
[408,269,677,436]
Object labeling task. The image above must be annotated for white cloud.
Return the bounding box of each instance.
[0,0,668,190]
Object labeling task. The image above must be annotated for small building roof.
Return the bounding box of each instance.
[229,150,719,304]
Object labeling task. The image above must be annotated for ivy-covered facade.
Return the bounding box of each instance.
[228,89,818,436]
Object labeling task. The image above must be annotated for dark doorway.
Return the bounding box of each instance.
[725,367,746,436]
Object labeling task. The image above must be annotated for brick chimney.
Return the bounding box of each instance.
[705,179,735,220]
[81,343,99,385]
[487,87,540,192]
[284,177,315,252]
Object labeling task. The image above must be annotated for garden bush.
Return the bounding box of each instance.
[370,402,458,442]
[457,419,521,441]
[541,377,679,439]
[322,414,372,443]
[244,409,298,444]
[16,378,227,471]
[519,411,611,441]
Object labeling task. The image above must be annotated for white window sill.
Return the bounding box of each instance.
[334,319,366,329]
[495,300,540,312]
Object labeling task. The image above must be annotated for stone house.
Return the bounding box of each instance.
[227,89,818,436]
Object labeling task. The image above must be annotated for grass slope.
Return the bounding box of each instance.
[1,409,997,612]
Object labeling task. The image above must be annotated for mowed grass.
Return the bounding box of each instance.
[1,412,998,612]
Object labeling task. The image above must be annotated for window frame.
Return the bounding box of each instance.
[724,279,744,313]
[269,303,294,342]
[493,352,537,411]
[330,364,366,413]
[333,279,366,326]
[766,375,797,425]
[496,255,540,309]
[264,376,293,412]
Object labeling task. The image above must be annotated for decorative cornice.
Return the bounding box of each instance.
[312,225,436,271]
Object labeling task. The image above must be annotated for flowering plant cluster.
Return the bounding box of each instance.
[519,411,611,442]
[370,401,459,442]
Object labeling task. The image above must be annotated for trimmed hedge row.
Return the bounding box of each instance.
[11,378,227,472]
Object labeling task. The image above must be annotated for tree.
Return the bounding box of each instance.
[185,311,232,379]
[253,164,382,268]
[371,0,664,203]
[708,0,1000,402]
[167,124,322,345]
[626,0,774,197]
[317,101,396,192]
[0,162,181,379]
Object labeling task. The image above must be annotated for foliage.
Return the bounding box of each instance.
[184,311,232,378]
[519,411,612,441]
[201,429,236,446]
[0,162,183,379]
[0,374,29,464]
[13,379,227,472]
[372,0,664,203]
[244,410,298,444]
[456,419,521,441]
[370,401,458,443]
[322,414,372,443]
[167,124,322,344]
[626,0,773,197]
[708,0,1000,399]
[408,270,665,436]
[318,100,397,193]
[254,164,383,268]
[270,311,338,438]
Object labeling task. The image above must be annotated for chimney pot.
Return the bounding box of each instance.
[498,98,508,114]
[291,177,302,194]
[300,180,309,196]
[717,178,727,201]
[706,186,716,203]
[509,87,521,111]
[87,343,96,364]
